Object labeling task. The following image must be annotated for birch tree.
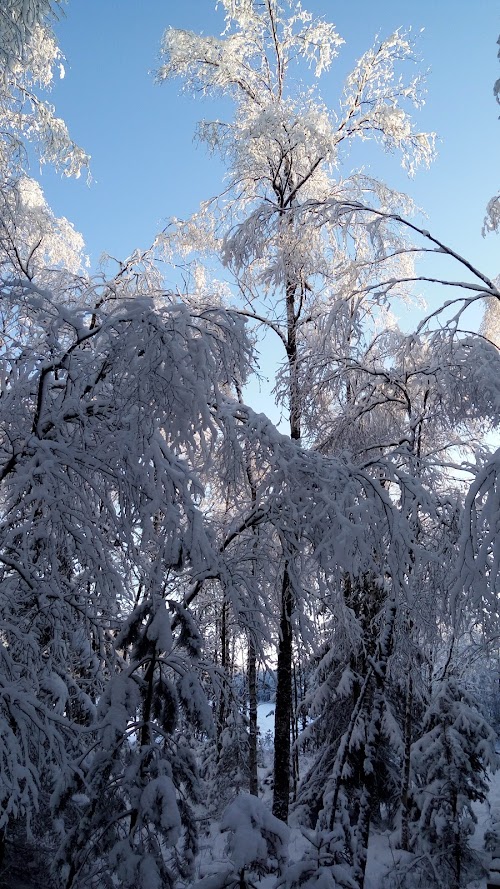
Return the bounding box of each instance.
[156,0,435,825]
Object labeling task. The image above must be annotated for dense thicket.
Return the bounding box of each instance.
[0,3,499,889]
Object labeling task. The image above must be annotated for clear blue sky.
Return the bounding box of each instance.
[39,0,499,272]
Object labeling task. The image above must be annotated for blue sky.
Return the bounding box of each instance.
[35,1,499,421]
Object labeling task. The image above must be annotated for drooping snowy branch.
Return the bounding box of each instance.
[0,0,89,177]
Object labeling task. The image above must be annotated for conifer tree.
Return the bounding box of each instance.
[397,677,497,889]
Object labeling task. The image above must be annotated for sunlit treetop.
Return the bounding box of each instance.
[0,0,89,177]
[157,0,435,184]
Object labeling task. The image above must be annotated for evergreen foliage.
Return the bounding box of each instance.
[404,678,497,889]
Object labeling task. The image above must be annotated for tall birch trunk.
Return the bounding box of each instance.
[272,267,301,823]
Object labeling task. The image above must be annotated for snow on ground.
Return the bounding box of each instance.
[206,704,500,888]
[362,768,500,889]
[468,767,500,888]
[258,702,275,736]
[365,832,395,889]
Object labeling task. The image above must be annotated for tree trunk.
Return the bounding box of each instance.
[271,275,300,823]
[217,597,229,756]
[285,278,301,444]
[272,567,293,822]
[248,634,258,796]
[291,663,300,800]
[400,674,413,851]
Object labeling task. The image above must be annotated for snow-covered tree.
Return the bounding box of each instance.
[395,677,497,889]
[156,0,435,825]
[0,0,88,177]
[193,793,289,889]
[0,233,257,885]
